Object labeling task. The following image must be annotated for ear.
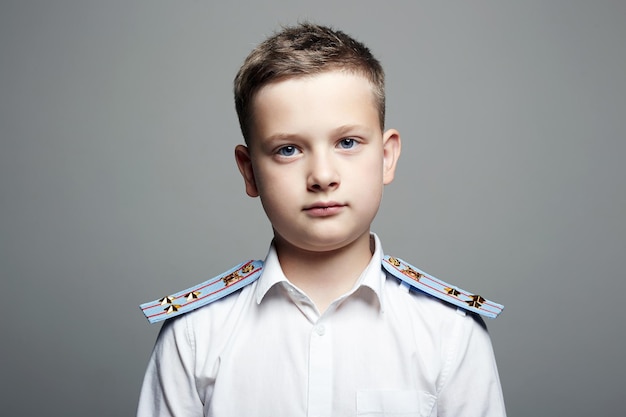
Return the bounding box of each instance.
[234,144,259,197]
[382,128,401,185]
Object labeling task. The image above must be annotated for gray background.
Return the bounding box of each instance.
[1,1,624,416]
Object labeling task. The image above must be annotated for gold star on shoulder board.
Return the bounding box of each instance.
[388,257,401,267]
[185,291,201,301]
[446,287,460,297]
[159,296,175,305]
[403,267,423,281]
[466,295,485,308]
[241,264,254,274]
[222,271,242,286]
[164,304,182,314]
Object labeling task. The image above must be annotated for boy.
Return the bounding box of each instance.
[137,23,506,416]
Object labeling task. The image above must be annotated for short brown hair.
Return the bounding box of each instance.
[234,23,385,143]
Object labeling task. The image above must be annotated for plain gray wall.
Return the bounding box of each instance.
[1,1,624,416]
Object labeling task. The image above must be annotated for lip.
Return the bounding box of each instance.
[303,201,346,217]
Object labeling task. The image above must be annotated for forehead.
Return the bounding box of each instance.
[250,71,380,141]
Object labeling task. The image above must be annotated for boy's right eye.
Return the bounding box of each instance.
[276,145,300,157]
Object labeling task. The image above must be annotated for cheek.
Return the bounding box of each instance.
[359,155,385,181]
[251,162,278,193]
[255,170,296,210]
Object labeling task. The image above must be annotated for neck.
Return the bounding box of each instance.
[273,232,374,312]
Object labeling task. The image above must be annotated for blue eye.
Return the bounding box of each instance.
[277,145,299,157]
[338,138,357,149]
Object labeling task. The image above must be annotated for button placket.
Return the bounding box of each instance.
[308,321,332,417]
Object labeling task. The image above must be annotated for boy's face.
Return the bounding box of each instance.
[235,71,401,254]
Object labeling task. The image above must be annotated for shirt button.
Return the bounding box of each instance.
[315,325,326,336]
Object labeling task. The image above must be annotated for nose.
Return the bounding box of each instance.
[307,151,340,192]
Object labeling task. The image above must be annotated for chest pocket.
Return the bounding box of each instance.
[356,390,437,417]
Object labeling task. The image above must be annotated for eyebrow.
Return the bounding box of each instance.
[332,124,372,137]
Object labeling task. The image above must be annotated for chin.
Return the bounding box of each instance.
[294,231,370,253]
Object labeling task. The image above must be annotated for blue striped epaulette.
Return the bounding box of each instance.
[140,256,502,323]
[382,255,503,319]
[140,260,264,324]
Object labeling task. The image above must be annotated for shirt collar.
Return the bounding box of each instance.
[254,242,289,304]
[254,233,387,310]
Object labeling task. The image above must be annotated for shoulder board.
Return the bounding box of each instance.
[382,255,503,318]
[139,260,264,324]
[140,256,503,324]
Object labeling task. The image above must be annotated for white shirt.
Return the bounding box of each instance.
[137,234,506,417]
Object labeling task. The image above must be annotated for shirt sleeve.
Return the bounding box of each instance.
[136,316,204,417]
[437,312,507,417]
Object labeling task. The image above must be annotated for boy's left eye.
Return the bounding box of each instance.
[338,138,358,149]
